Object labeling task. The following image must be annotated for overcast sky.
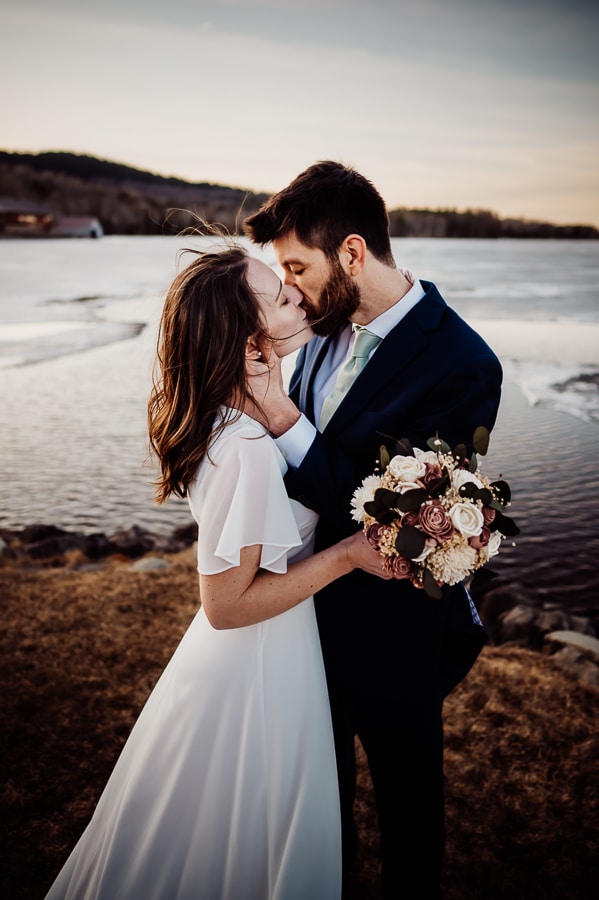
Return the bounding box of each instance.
[2,0,598,225]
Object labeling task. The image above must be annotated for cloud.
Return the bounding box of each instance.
[1,0,598,224]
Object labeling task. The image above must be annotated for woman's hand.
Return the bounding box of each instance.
[342,531,393,580]
[245,343,301,435]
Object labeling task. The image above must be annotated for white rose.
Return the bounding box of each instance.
[451,469,484,491]
[388,455,426,482]
[487,531,503,558]
[350,474,382,522]
[414,447,440,466]
[448,502,485,537]
[395,481,422,495]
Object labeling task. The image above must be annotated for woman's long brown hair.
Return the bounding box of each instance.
[148,243,264,503]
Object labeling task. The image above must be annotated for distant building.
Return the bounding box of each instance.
[0,199,54,235]
[48,216,104,238]
[0,199,103,238]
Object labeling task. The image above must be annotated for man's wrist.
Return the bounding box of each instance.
[266,400,301,437]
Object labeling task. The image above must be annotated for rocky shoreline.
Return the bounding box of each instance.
[2,522,598,690]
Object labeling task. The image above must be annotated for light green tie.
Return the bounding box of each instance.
[319,326,381,430]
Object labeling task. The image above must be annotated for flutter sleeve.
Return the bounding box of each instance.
[189,424,303,576]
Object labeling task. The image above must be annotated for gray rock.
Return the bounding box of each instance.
[544,630,599,663]
[130,556,169,572]
[536,609,571,634]
[568,615,595,637]
[549,646,599,689]
[495,604,540,647]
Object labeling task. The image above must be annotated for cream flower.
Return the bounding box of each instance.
[413,447,440,466]
[427,539,478,585]
[487,531,503,558]
[448,501,485,537]
[388,454,426,482]
[350,474,382,522]
[395,481,422,495]
[451,468,484,491]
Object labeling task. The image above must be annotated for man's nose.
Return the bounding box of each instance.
[283,270,297,287]
[289,287,304,307]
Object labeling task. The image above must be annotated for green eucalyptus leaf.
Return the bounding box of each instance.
[364,497,400,524]
[468,452,478,473]
[489,500,504,513]
[395,488,428,513]
[427,435,451,454]
[452,442,468,463]
[376,488,400,509]
[379,444,391,469]
[473,487,493,506]
[422,567,443,599]
[490,511,520,537]
[375,509,401,525]
[427,473,450,498]
[473,425,490,455]
[491,480,511,504]
[395,437,414,457]
[395,525,426,560]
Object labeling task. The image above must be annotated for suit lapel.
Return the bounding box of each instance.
[323,282,447,433]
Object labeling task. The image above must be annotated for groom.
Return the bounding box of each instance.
[244,161,502,898]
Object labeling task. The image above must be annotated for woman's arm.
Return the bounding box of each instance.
[200,531,389,630]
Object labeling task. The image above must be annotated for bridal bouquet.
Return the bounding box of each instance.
[351,427,519,599]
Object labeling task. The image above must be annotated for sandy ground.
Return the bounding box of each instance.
[1,548,598,900]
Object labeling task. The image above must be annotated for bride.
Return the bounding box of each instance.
[44,243,388,900]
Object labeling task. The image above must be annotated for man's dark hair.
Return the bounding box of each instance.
[244,160,395,265]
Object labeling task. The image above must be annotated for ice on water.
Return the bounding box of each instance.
[1,235,597,422]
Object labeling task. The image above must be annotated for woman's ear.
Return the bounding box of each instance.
[245,336,263,361]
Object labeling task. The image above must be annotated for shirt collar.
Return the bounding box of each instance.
[364,270,425,340]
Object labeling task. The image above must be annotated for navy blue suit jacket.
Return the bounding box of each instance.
[285,281,503,705]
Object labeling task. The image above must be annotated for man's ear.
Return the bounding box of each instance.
[340,234,367,276]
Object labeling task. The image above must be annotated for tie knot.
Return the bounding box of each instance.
[351,326,380,359]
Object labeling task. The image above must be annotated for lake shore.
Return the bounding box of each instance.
[1,544,598,899]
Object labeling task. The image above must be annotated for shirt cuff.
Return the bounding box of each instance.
[274,413,317,468]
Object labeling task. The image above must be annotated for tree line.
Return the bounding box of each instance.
[1,150,597,239]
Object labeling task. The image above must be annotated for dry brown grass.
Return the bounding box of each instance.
[1,551,597,900]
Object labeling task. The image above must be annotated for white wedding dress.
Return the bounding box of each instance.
[45,412,342,900]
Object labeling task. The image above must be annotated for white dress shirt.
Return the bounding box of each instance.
[276,272,426,467]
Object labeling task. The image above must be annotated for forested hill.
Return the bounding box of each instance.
[1,150,597,239]
[0,151,270,235]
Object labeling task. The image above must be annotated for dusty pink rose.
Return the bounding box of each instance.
[482,507,496,526]
[383,554,413,579]
[421,461,444,487]
[418,500,454,541]
[401,511,420,528]
[365,523,387,550]
[469,526,491,549]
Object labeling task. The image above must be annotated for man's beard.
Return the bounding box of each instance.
[307,259,361,337]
